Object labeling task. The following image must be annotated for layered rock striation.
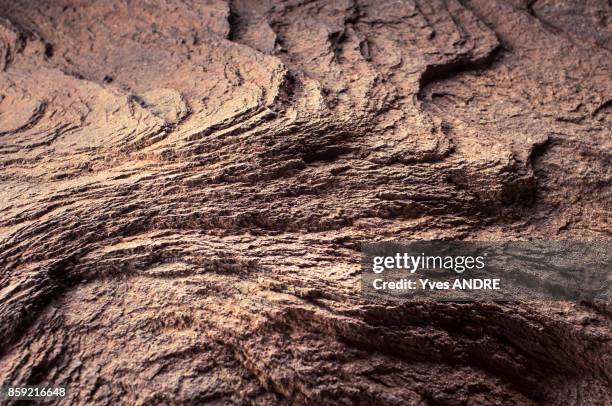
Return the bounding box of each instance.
[0,0,610,404]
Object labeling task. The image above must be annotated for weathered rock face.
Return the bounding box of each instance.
[0,0,609,404]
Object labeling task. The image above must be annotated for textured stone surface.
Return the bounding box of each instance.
[0,0,610,404]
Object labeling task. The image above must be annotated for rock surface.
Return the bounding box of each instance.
[0,0,610,404]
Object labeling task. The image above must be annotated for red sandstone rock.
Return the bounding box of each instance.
[0,0,610,404]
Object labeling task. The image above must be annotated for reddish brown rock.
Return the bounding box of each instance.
[0,0,610,404]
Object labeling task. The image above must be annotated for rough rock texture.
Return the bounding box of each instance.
[0,0,610,404]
